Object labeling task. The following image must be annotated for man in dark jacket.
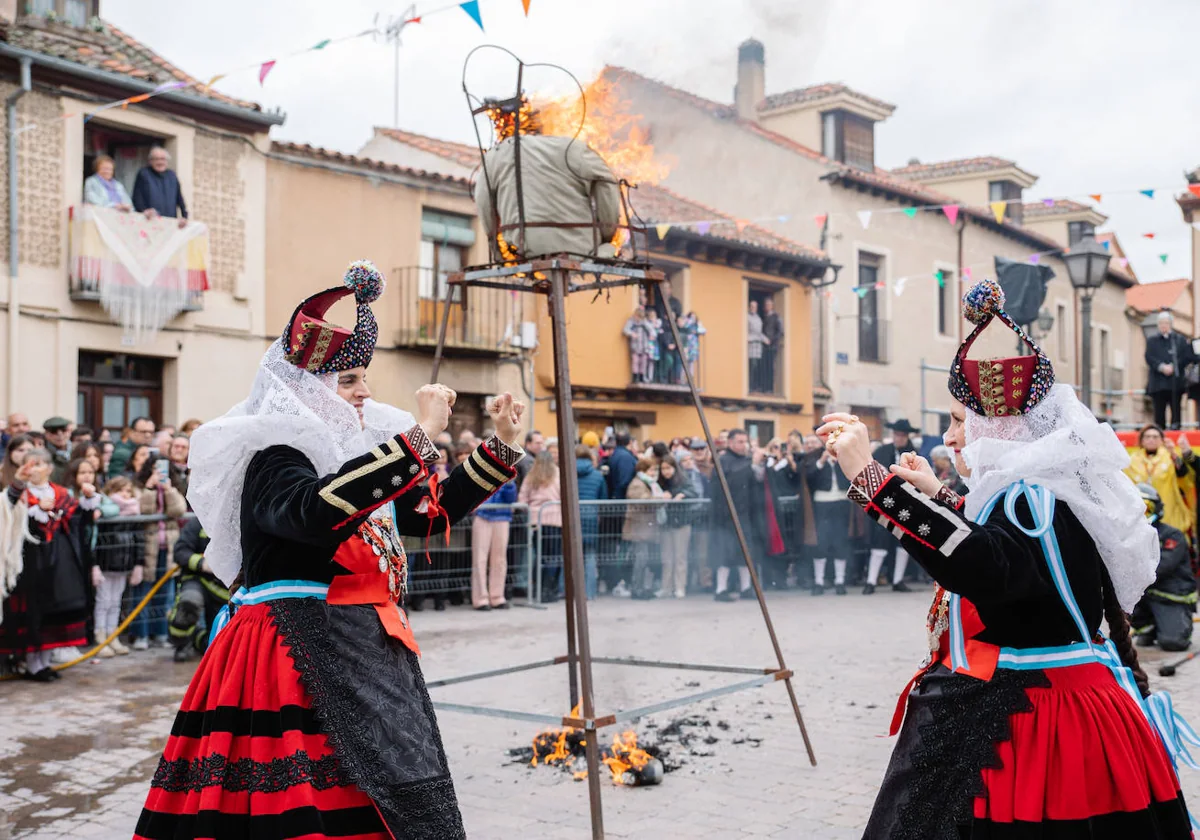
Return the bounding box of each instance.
[132,146,188,226]
[168,518,229,661]
[605,432,637,499]
[712,429,764,601]
[1145,311,1195,430]
[652,281,684,384]
[575,445,608,600]
[1132,484,1196,651]
[760,297,784,394]
[43,416,72,485]
[863,419,919,594]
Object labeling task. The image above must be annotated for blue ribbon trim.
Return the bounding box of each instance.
[207,579,330,647]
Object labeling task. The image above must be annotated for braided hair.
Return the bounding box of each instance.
[1099,563,1150,698]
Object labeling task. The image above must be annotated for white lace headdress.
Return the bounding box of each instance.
[187,339,415,586]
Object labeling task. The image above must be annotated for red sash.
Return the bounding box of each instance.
[327,534,419,655]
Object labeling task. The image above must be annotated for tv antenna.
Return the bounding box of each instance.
[383,5,418,128]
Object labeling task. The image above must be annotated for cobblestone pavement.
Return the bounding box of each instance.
[2,588,1198,839]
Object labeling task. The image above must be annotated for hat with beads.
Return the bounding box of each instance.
[947,278,1055,417]
[282,260,385,374]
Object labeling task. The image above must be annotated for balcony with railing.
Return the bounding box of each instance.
[393,266,528,355]
[627,335,706,394]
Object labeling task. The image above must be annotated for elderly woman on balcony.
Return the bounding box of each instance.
[83,155,132,211]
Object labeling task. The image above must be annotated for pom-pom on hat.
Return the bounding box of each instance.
[948,278,1055,417]
[282,260,384,374]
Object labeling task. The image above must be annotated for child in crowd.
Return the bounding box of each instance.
[91,477,142,657]
[644,310,662,382]
[622,307,653,383]
[681,312,706,380]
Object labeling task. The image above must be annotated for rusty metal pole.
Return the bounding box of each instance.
[547,268,605,838]
[662,310,817,766]
[429,282,455,383]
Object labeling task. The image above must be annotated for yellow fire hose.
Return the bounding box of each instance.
[0,566,180,681]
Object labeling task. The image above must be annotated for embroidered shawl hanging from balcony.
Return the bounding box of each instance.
[70,205,211,342]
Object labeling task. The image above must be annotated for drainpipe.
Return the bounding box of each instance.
[6,57,30,414]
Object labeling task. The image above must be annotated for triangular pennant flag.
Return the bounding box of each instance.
[857,210,871,230]
[460,0,484,30]
[205,73,226,88]
[1140,189,1155,199]
[895,277,909,297]
[312,39,332,50]
[258,61,276,85]
[405,16,422,23]
[874,281,885,290]
[1029,253,1041,265]
[126,93,152,105]
[1143,233,1156,239]
[814,214,828,228]
[521,0,531,14]
[1089,193,1102,203]
[1118,258,1129,269]
[942,205,959,225]
[655,223,671,240]
[777,215,791,223]
[1159,254,1169,264]
[855,286,869,299]
[153,81,187,93]
[935,270,945,287]
[1042,198,1055,207]
[963,267,972,281]
[1102,240,1110,250]
[902,207,918,219]
[1189,185,1200,198]
[735,220,749,235]
[990,201,1006,224]
[696,221,711,235]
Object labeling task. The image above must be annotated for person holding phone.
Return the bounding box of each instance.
[127,456,187,651]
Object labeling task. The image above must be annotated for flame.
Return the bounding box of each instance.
[601,730,654,784]
[530,703,581,768]
[536,76,673,186]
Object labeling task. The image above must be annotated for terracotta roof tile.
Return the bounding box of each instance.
[891,156,1018,180]
[1126,279,1190,312]
[270,141,472,188]
[629,183,825,262]
[760,83,895,114]
[373,127,480,169]
[3,16,262,113]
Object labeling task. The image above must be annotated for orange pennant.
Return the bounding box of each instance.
[1143,233,1156,239]
[1188,185,1200,198]
[521,0,530,13]
[735,220,749,234]
[1089,193,1102,203]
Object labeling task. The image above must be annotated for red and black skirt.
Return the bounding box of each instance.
[135,599,464,840]
[864,663,1192,839]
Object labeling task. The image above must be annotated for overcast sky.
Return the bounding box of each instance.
[106,0,1198,283]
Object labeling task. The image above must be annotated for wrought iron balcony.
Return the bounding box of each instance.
[393,266,528,355]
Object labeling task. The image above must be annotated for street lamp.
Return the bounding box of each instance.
[1063,236,1112,411]
[1035,306,1054,338]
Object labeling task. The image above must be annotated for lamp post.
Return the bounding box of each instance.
[1063,236,1112,411]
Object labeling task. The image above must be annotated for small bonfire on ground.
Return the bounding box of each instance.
[512,704,667,786]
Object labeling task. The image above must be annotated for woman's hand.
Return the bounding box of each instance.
[80,482,96,498]
[14,460,36,482]
[38,495,55,511]
[91,566,103,587]
[816,413,872,479]
[890,452,943,497]
[129,565,144,587]
[144,470,161,489]
[487,392,525,447]
[415,384,456,440]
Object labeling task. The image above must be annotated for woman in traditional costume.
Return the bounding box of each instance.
[820,279,1195,839]
[135,261,524,840]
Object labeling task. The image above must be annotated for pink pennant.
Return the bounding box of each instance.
[1042,198,1055,207]
[814,214,828,228]
[963,267,972,280]
[1118,257,1129,269]
[258,60,276,85]
[1029,253,1041,265]
[941,205,959,225]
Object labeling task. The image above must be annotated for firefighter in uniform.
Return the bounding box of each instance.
[1132,483,1197,652]
[167,517,228,661]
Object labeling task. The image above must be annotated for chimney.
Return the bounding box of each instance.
[734,38,765,122]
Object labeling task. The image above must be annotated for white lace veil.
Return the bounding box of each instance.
[961,383,1156,612]
[187,339,416,586]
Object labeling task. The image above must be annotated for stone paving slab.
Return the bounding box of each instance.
[1,588,1197,839]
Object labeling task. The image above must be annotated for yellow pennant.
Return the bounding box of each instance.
[205,74,226,89]
[655,223,671,240]
[990,201,1007,224]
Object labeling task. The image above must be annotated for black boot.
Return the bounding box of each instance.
[892,581,912,593]
[862,583,876,595]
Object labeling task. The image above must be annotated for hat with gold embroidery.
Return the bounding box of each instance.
[282,260,384,374]
[948,278,1055,417]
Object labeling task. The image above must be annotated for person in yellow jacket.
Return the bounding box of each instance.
[1125,424,1196,544]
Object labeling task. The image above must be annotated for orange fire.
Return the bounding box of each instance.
[537,76,674,186]
[528,706,655,785]
[601,729,655,784]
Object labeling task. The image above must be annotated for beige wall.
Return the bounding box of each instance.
[0,84,269,425]
[757,108,822,154]
[357,133,477,180]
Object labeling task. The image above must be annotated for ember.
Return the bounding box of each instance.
[513,705,668,787]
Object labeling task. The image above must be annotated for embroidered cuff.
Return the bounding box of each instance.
[484,435,524,469]
[464,441,518,493]
[865,474,973,556]
[935,485,965,511]
[847,461,890,508]
[319,434,428,527]
[404,425,440,466]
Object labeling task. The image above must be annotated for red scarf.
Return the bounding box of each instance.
[763,480,785,556]
[24,483,77,543]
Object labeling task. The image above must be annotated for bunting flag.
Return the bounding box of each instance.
[152,81,188,93]
[696,221,711,235]
[1042,198,1055,207]
[857,210,872,230]
[1143,233,1156,239]
[1101,240,1110,250]
[855,286,869,299]
[655,223,671,240]
[942,205,959,225]
[777,215,791,223]
[124,93,153,106]
[990,201,1006,224]
[935,270,944,288]
[521,0,531,14]
[1118,258,1129,269]
[312,39,332,50]
[1159,254,1169,264]
[258,60,276,85]
[1189,185,1200,198]
[460,0,484,30]
[1140,189,1156,199]
[1089,193,1102,203]
[735,220,749,234]
[814,213,828,228]
[1029,253,1041,265]
[895,276,909,297]
[204,73,226,89]
[902,207,918,219]
[963,266,972,280]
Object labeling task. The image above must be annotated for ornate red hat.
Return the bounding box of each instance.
[282,260,384,374]
[948,279,1055,417]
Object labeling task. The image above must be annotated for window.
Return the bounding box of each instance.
[821,110,874,171]
[1056,303,1068,361]
[988,180,1024,224]
[77,351,163,435]
[745,419,775,446]
[1068,221,1096,248]
[857,253,886,363]
[748,284,783,394]
[419,209,474,303]
[31,0,93,25]
[83,121,168,204]
[936,268,956,336]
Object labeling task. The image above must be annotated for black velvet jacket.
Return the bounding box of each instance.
[239,431,516,588]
